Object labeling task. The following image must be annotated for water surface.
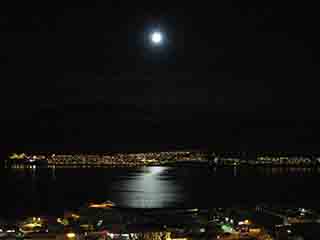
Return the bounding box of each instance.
[1,166,319,218]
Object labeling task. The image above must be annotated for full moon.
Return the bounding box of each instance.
[150,31,163,45]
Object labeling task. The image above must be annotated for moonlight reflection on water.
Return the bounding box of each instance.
[113,166,183,208]
[1,166,320,217]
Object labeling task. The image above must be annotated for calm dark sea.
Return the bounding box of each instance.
[0,166,319,218]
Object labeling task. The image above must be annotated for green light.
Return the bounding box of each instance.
[221,224,233,233]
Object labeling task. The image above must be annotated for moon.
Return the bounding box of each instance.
[150,31,163,45]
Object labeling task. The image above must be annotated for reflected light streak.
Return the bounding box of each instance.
[145,166,165,176]
[115,167,182,208]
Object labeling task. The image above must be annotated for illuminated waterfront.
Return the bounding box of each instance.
[6,152,320,167]
[1,165,320,239]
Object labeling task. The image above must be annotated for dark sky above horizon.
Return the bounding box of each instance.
[1,1,320,152]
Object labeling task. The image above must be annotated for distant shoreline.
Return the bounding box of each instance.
[5,163,320,168]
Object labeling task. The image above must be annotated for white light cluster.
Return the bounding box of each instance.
[150,31,163,45]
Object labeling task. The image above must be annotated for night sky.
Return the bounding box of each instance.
[1,1,320,152]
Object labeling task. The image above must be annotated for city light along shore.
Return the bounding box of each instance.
[5,152,320,167]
